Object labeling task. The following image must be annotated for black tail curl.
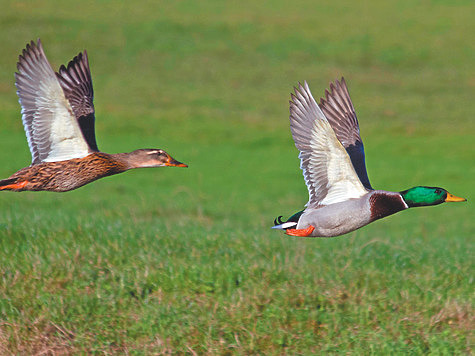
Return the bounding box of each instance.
[273,216,284,226]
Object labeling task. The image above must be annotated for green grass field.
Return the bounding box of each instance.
[0,0,473,354]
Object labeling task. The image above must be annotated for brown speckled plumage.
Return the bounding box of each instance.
[1,40,186,193]
[1,153,128,192]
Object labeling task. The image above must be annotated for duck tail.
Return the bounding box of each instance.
[272,221,298,230]
[274,215,284,225]
[0,178,27,191]
[272,215,298,230]
[272,210,305,230]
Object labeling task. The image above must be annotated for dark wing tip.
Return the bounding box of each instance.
[319,96,326,107]
[68,52,83,69]
[320,77,372,189]
[16,39,46,75]
[63,51,87,73]
[54,44,97,152]
[58,63,67,74]
[291,81,310,104]
[56,48,93,96]
[290,92,297,102]
[326,77,347,95]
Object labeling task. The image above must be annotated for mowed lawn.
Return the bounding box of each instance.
[0,0,473,354]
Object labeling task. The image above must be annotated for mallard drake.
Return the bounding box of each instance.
[273,78,466,237]
[0,40,187,192]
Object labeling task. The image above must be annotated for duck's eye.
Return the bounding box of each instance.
[435,189,441,194]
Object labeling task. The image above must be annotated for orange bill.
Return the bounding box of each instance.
[445,192,466,202]
[165,154,188,167]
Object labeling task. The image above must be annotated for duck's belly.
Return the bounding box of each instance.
[297,198,372,237]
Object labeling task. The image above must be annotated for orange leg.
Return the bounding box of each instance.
[0,180,28,191]
[286,225,315,237]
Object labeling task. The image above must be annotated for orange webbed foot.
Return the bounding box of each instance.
[285,225,315,237]
[0,180,28,191]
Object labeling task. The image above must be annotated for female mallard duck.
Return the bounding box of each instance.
[0,40,187,192]
[273,78,466,237]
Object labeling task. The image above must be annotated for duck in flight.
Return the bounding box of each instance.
[273,78,466,237]
[0,40,187,192]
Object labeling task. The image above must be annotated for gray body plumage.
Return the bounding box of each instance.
[297,191,407,237]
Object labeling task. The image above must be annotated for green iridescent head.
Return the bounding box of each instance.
[400,186,466,208]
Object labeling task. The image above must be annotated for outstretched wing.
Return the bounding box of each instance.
[289,82,368,208]
[319,78,372,189]
[15,39,92,164]
[56,50,99,152]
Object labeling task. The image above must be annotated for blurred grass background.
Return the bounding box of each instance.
[0,0,473,354]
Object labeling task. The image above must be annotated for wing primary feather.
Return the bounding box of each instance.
[56,48,98,151]
[319,78,372,190]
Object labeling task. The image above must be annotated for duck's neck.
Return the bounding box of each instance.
[369,191,408,221]
[78,152,130,177]
[109,152,139,170]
